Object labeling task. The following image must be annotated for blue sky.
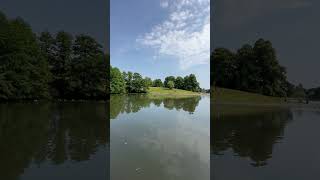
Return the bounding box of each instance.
[111,0,210,89]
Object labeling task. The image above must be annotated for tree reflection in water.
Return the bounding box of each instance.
[211,105,293,167]
[110,95,202,119]
[0,102,109,179]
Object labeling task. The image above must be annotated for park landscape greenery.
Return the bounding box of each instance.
[0,11,202,101]
[0,11,108,100]
[110,66,202,94]
[1,11,319,101]
[212,38,320,101]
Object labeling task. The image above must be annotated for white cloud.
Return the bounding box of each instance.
[160,0,169,8]
[137,0,210,69]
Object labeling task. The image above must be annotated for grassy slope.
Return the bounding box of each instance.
[211,88,320,116]
[147,87,201,98]
[212,87,283,104]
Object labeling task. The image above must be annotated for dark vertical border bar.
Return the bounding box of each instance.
[106,0,110,179]
[210,0,214,179]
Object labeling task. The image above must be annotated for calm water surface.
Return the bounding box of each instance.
[0,102,109,180]
[110,95,210,180]
[212,104,320,180]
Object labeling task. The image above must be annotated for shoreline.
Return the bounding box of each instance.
[212,101,320,110]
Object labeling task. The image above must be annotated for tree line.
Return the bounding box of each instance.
[0,12,108,100]
[110,66,201,94]
[212,38,298,97]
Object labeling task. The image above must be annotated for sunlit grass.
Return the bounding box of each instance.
[147,87,201,98]
[212,87,283,104]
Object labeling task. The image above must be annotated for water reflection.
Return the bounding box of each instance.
[0,102,109,180]
[110,95,202,119]
[111,95,209,180]
[211,105,293,167]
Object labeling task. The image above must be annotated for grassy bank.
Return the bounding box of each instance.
[211,88,320,116]
[212,87,283,104]
[147,87,201,98]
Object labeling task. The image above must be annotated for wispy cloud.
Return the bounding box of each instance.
[137,0,210,69]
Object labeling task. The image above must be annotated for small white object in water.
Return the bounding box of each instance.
[135,168,141,171]
[124,142,127,145]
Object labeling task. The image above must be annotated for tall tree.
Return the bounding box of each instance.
[212,48,237,88]
[0,16,50,100]
[164,76,175,88]
[212,39,288,97]
[49,31,73,98]
[39,31,55,63]
[174,76,184,89]
[131,73,147,93]
[184,74,200,92]
[123,71,133,93]
[68,34,107,99]
[110,66,126,94]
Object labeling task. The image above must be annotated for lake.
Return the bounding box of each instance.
[0,102,109,180]
[110,94,210,180]
[211,103,320,180]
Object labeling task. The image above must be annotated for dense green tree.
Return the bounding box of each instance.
[68,35,107,99]
[110,66,201,93]
[235,44,259,91]
[0,11,109,100]
[110,66,125,94]
[253,39,286,96]
[120,71,150,93]
[0,15,50,100]
[212,48,237,88]
[123,71,133,93]
[184,74,200,92]
[131,73,147,93]
[164,76,175,88]
[212,39,288,97]
[39,31,55,62]
[153,79,163,87]
[50,31,73,98]
[174,76,184,89]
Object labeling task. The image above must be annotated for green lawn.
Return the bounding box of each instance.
[147,87,201,98]
[212,87,283,104]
